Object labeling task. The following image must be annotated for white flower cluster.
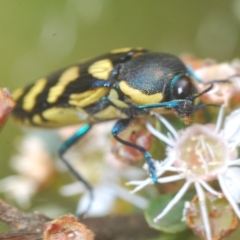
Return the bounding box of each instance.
[128,107,240,240]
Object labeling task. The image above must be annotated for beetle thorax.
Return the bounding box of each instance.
[117,52,188,105]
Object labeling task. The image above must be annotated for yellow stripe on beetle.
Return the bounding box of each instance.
[22,78,47,111]
[32,114,43,125]
[69,88,109,108]
[12,88,24,101]
[119,81,163,105]
[88,59,113,80]
[110,48,132,54]
[94,105,128,120]
[47,66,80,104]
[41,107,89,127]
[108,89,129,108]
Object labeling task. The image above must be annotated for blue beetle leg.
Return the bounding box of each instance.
[187,66,237,84]
[186,66,203,83]
[59,124,93,216]
[134,100,179,110]
[112,119,157,183]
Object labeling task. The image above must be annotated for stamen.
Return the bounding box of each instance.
[154,180,192,222]
[159,166,184,172]
[195,144,209,175]
[215,106,224,133]
[111,183,149,209]
[199,179,222,198]
[167,132,175,145]
[205,142,216,163]
[194,182,212,240]
[126,179,152,186]
[151,112,178,139]
[155,157,177,177]
[146,122,173,146]
[200,139,210,173]
[128,178,153,193]
[157,174,185,183]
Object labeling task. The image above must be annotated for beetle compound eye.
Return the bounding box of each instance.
[172,76,193,100]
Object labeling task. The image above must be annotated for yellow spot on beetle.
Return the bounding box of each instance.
[111,48,132,54]
[47,66,79,103]
[94,105,127,120]
[23,78,47,111]
[119,81,163,105]
[12,88,24,101]
[108,89,129,108]
[41,107,89,127]
[69,88,109,108]
[88,59,113,80]
[32,114,43,125]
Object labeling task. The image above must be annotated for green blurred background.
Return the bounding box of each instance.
[0,0,240,221]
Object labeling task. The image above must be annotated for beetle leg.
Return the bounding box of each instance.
[133,99,182,110]
[59,124,92,216]
[186,66,236,84]
[112,118,157,182]
[186,66,203,83]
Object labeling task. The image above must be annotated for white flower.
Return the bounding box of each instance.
[59,123,149,216]
[0,135,55,208]
[128,107,240,240]
[60,165,149,217]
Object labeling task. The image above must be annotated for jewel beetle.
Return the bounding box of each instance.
[12,47,215,213]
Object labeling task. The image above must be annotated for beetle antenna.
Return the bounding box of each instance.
[192,73,240,101]
[193,83,221,111]
[195,103,220,111]
[192,83,214,100]
[203,73,239,84]
[192,83,221,111]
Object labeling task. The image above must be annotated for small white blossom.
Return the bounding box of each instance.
[128,107,240,240]
[59,123,149,216]
[0,135,55,208]
[60,165,149,217]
